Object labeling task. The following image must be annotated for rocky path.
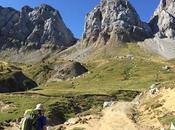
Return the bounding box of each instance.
[61,102,141,130]
[88,102,138,130]
[2,123,19,130]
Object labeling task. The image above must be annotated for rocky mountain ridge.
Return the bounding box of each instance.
[82,0,152,45]
[0,4,76,51]
[0,0,175,61]
[140,0,175,60]
[149,0,175,39]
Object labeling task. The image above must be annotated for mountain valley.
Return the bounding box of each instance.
[1,0,175,130]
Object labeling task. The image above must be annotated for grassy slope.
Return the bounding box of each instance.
[1,44,175,123]
[0,94,49,122]
[29,44,175,96]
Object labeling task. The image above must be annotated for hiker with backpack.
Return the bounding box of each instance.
[20,104,47,130]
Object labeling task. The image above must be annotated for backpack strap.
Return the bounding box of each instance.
[32,115,40,130]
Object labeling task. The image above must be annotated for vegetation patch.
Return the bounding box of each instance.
[159,114,175,126]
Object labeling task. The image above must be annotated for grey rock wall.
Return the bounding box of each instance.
[0,4,76,50]
[150,0,175,39]
[82,0,152,45]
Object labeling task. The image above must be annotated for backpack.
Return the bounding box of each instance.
[20,109,39,130]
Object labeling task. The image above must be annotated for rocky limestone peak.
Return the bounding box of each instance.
[21,6,33,13]
[0,4,76,50]
[82,0,152,45]
[149,0,175,39]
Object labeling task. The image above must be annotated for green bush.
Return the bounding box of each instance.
[121,60,134,80]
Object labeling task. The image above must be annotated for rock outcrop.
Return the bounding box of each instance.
[0,4,76,50]
[0,71,37,92]
[82,0,152,45]
[139,0,175,60]
[51,62,88,81]
[31,61,88,84]
[150,0,175,39]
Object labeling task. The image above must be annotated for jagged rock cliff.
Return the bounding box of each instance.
[139,0,175,60]
[150,0,175,39]
[82,0,152,45]
[0,4,76,50]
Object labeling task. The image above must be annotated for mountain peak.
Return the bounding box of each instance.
[40,4,54,9]
[82,0,152,45]
[21,5,33,13]
[149,0,175,39]
[37,4,57,13]
[0,4,76,51]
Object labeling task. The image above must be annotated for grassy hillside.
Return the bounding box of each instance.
[1,44,175,125]
[28,44,175,96]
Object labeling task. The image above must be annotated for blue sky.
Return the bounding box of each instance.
[0,0,160,38]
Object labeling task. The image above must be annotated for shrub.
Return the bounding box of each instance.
[121,61,134,80]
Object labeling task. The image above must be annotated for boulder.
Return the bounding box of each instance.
[149,83,160,95]
[103,101,115,108]
[162,65,171,71]
[170,122,175,130]
[64,117,80,125]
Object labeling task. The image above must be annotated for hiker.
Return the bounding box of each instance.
[20,104,47,130]
[34,104,47,130]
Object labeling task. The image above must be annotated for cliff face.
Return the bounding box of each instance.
[82,0,152,45]
[138,0,175,60]
[0,4,76,50]
[150,0,175,39]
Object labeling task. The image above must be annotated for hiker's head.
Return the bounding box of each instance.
[34,104,45,115]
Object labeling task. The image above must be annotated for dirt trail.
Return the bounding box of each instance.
[3,123,19,130]
[64,102,141,130]
[5,86,175,130]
